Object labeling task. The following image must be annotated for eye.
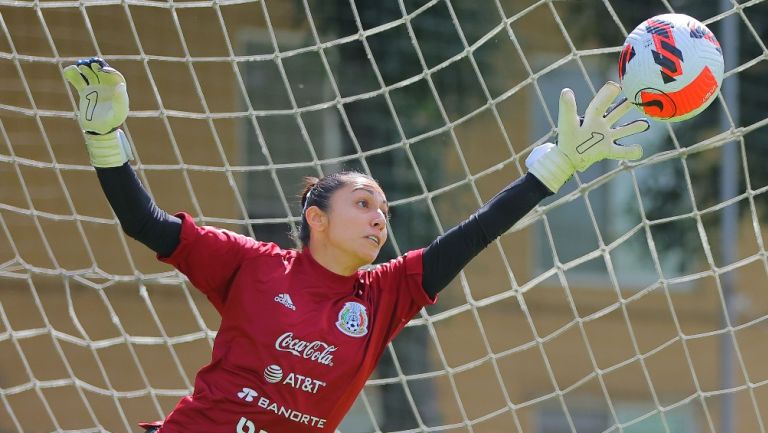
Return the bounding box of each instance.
[357,199,369,209]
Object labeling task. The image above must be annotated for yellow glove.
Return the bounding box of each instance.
[63,57,133,168]
[526,82,649,192]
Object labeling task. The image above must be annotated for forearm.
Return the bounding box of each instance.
[65,59,181,256]
[421,173,552,298]
[95,163,181,257]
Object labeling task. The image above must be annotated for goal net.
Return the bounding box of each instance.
[1,0,767,432]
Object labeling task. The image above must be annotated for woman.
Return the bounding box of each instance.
[63,58,648,433]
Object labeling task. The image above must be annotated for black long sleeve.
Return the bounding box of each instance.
[421,173,553,298]
[95,163,182,257]
[95,163,550,293]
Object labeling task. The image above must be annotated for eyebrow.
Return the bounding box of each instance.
[352,186,389,211]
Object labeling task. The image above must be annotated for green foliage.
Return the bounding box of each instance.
[304,0,505,260]
[299,1,508,429]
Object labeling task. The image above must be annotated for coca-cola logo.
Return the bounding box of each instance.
[275,332,336,366]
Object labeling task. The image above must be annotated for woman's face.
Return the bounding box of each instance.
[323,176,389,266]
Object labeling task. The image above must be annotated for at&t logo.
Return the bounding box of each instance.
[264,365,283,383]
[264,364,326,394]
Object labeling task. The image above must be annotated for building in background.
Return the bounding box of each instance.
[0,1,766,432]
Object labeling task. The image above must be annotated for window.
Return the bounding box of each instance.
[240,29,343,245]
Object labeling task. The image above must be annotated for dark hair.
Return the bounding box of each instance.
[295,171,378,248]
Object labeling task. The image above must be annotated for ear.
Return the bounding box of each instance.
[305,206,328,233]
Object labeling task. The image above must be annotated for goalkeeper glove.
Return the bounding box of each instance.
[63,57,133,168]
[526,81,649,193]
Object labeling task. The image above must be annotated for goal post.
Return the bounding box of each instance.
[1,1,767,433]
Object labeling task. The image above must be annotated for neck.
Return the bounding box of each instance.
[307,241,362,276]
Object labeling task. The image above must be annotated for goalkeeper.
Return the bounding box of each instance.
[64,58,649,433]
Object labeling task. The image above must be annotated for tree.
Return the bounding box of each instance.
[302,0,504,429]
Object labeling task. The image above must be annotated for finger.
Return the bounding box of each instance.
[557,88,579,137]
[77,63,100,85]
[586,81,622,117]
[76,57,108,74]
[76,57,106,67]
[612,119,650,140]
[92,61,126,86]
[112,83,129,119]
[604,97,633,125]
[62,65,87,91]
[609,142,643,161]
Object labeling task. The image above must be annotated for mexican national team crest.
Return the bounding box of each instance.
[336,302,369,337]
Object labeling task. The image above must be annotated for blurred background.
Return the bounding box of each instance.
[0,0,767,432]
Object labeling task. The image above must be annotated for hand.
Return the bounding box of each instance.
[63,57,133,167]
[526,81,649,193]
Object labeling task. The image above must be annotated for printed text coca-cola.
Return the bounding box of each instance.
[275,332,336,366]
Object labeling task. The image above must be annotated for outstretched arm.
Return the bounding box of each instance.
[64,58,181,256]
[422,173,550,297]
[422,82,649,298]
[96,164,181,257]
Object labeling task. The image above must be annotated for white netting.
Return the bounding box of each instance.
[1,0,767,432]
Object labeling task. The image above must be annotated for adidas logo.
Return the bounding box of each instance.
[274,293,296,311]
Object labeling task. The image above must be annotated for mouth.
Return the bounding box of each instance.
[365,235,380,246]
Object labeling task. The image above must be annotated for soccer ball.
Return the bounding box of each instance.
[618,13,724,122]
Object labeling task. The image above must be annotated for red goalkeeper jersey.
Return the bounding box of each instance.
[142,212,434,433]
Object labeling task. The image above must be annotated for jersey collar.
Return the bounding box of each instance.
[299,248,360,291]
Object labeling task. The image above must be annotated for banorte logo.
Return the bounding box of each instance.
[274,332,337,366]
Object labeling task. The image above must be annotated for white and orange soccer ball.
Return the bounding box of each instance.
[618,13,724,122]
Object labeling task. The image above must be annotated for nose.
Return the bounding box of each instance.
[371,211,386,230]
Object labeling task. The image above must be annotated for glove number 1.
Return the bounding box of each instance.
[575,132,605,154]
[84,91,99,122]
